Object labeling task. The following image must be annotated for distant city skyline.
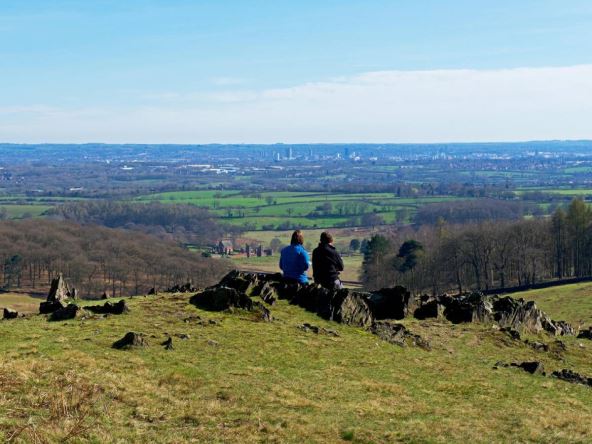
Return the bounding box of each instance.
[1,0,591,143]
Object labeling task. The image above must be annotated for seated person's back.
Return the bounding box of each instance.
[312,232,344,289]
[279,230,310,284]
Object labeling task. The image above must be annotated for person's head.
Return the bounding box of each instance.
[320,231,333,245]
[291,230,304,246]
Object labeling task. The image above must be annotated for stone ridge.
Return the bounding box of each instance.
[199,271,577,346]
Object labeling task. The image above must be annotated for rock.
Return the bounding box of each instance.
[167,282,196,293]
[329,290,375,328]
[47,273,71,302]
[444,292,494,324]
[176,333,191,340]
[578,327,592,340]
[49,304,82,322]
[253,301,273,322]
[297,323,339,337]
[147,287,157,295]
[86,300,129,315]
[39,300,65,314]
[514,361,546,376]
[526,341,549,352]
[257,282,279,305]
[552,369,592,387]
[368,286,417,320]
[371,321,431,350]
[495,361,545,376]
[413,296,446,320]
[190,286,253,312]
[207,339,219,347]
[500,327,521,340]
[113,332,147,349]
[161,337,174,350]
[3,308,18,319]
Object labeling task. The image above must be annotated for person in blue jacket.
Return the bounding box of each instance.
[279,230,310,284]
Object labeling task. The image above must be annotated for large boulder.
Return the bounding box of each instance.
[443,292,494,324]
[39,300,65,314]
[368,286,417,320]
[330,290,375,328]
[86,300,129,315]
[47,273,71,303]
[49,304,83,322]
[3,308,18,320]
[190,286,253,311]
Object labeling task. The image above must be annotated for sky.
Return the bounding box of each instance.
[1,0,591,144]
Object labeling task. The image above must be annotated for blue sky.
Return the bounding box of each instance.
[1,0,592,143]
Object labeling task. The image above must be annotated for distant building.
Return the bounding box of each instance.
[217,240,233,255]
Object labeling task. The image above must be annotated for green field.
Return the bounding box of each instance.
[0,204,52,218]
[136,190,460,230]
[2,283,592,442]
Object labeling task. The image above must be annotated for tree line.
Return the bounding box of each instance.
[48,200,240,245]
[363,198,592,295]
[0,220,230,297]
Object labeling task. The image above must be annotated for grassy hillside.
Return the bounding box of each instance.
[2,284,592,442]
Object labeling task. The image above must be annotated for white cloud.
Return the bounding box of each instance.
[1,65,592,143]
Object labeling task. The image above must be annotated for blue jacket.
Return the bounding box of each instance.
[279,244,310,284]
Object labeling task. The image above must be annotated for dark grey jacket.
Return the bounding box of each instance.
[312,243,344,286]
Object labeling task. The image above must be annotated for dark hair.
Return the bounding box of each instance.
[320,232,333,244]
[291,230,304,245]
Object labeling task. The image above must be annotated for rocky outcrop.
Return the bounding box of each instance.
[40,273,77,314]
[552,369,592,387]
[113,332,147,349]
[167,283,197,293]
[204,271,575,350]
[3,308,18,320]
[49,304,83,322]
[190,285,272,322]
[577,327,592,340]
[86,300,129,315]
[47,273,71,302]
[494,361,546,376]
[371,321,431,350]
[39,300,65,314]
[190,286,253,311]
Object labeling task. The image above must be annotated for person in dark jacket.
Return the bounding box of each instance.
[312,232,344,290]
[279,230,310,284]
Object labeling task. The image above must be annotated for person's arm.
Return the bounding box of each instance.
[301,249,310,271]
[334,250,344,272]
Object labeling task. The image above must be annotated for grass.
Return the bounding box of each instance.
[0,204,51,218]
[2,283,592,442]
[0,292,43,313]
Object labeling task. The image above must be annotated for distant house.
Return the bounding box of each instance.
[217,240,233,255]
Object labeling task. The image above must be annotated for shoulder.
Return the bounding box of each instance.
[296,245,308,254]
